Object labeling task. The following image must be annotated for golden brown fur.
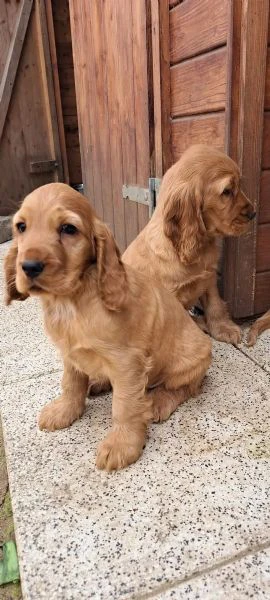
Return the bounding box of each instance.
[4,183,211,471]
[123,145,255,345]
[246,310,270,346]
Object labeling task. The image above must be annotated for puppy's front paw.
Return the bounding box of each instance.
[96,430,143,471]
[38,397,84,431]
[210,321,242,345]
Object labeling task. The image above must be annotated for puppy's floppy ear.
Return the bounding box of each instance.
[4,241,28,305]
[163,181,206,264]
[95,221,128,311]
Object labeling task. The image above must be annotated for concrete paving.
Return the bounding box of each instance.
[0,242,269,599]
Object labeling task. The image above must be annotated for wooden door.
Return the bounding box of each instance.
[223,0,269,318]
[0,0,65,216]
[69,0,169,252]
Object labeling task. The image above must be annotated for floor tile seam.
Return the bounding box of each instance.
[0,368,63,389]
[236,345,270,375]
[132,539,270,600]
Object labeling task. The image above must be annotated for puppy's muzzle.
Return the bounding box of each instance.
[22,260,44,279]
[247,211,256,221]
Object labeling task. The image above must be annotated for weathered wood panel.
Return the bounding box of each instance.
[170,0,228,63]
[70,0,151,251]
[255,272,270,314]
[171,113,225,161]
[256,224,270,272]
[0,1,20,82]
[171,47,227,117]
[0,0,63,216]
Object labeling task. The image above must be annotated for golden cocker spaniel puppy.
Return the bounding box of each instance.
[123,145,255,345]
[4,183,211,471]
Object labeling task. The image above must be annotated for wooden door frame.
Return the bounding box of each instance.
[223,0,269,319]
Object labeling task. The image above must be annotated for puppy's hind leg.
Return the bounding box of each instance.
[150,352,210,423]
[149,385,190,423]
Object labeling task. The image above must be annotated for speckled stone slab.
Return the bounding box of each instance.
[1,339,270,599]
[0,243,61,385]
[1,240,270,599]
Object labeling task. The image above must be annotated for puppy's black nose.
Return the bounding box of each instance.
[22,260,44,279]
[247,211,256,221]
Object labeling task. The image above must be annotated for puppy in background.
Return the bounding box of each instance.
[4,183,211,471]
[123,145,255,345]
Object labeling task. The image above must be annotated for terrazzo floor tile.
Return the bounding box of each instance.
[1,342,270,600]
[153,546,270,599]
[0,243,61,385]
[0,295,61,385]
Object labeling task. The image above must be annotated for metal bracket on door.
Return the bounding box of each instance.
[122,177,161,218]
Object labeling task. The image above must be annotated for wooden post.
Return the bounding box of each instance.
[150,0,171,178]
[223,0,269,318]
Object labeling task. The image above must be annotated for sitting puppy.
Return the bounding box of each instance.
[123,145,255,345]
[4,183,211,471]
[246,310,270,346]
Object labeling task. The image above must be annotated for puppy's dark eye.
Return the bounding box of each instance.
[222,188,232,197]
[60,223,78,235]
[16,222,26,233]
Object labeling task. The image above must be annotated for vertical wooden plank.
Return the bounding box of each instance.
[131,0,150,230]
[223,0,269,318]
[116,1,139,246]
[69,0,95,205]
[35,0,64,181]
[88,0,114,231]
[44,0,69,182]
[222,0,242,310]
[158,0,171,173]
[151,0,171,176]
[150,0,163,178]
[51,0,82,185]
[103,0,126,250]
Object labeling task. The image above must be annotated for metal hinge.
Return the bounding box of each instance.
[122,177,161,218]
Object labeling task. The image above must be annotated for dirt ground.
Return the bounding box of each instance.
[0,419,21,600]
